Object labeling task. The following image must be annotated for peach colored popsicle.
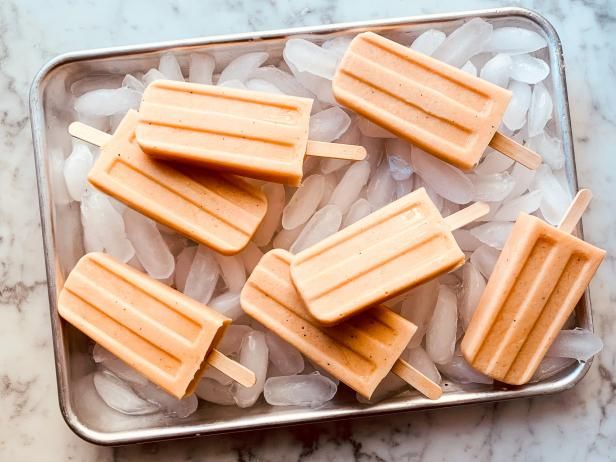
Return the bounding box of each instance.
[70,110,267,255]
[58,252,255,399]
[290,188,488,326]
[240,249,442,399]
[461,190,605,385]
[136,80,366,186]
[333,32,542,170]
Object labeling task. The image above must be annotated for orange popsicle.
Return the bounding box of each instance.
[69,110,267,255]
[290,188,488,325]
[58,252,255,398]
[240,249,442,399]
[136,80,366,186]
[333,32,541,170]
[461,190,605,385]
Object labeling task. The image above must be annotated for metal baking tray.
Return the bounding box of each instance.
[30,7,591,446]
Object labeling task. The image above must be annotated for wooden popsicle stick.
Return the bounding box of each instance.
[489,131,542,170]
[391,358,443,400]
[444,201,490,231]
[68,121,112,147]
[557,188,592,234]
[207,349,256,388]
[305,140,367,161]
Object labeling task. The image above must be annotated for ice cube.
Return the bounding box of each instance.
[320,158,351,175]
[484,27,548,55]
[290,205,343,254]
[328,160,371,214]
[459,262,486,329]
[385,139,413,181]
[342,198,372,228]
[232,331,269,407]
[288,64,336,105]
[506,162,536,199]
[196,378,235,405]
[252,183,285,246]
[470,245,500,278]
[470,222,514,250]
[219,52,268,84]
[406,347,441,384]
[265,332,305,375]
[239,241,264,274]
[122,74,145,93]
[124,209,175,280]
[273,225,304,251]
[475,151,514,176]
[213,253,245,292]
[209,291,243,320]
[250,66,317,100]
[322,36,353,57]
[63,143,93,202]
[546,328,603,361]
[50,148,72,206]
[264,373,337,407]
[74,87,142,117]
[362,135,384,172]
[452,229,483,252]
[432,18,493,68]
[93,370,160,415]
[437,355,493,384]
[202,364,233,386]
[502,80,531,131]
[494,190,542,221]
[357,117,397,138]
[469,172,515,202]
[80,189,135,262]
[400,279,439,349]
[531,165,570,225]
[174,246,197,292]
[461,61,477,76]
[479,53,512,88]
[245,78,284,94]
[426,285,457,364]
[412,148,474,204]
[309,107,351,142]
[510,55,549,84]
[527,82,553,137]
[528,132,564,170]
[158,52,184,81]
[410,29,446,56]
[217,325,252,356]
[282,175,325,230]
[366,160,396,210]
[93,344,148,386]
[189,53,215,85]
[318,173,338,208]
[395,177,414,200]
[218,79,246,89]
[142,68,166,87]
[530,357,576,382]
[183,245,219,304]
[283,39,339,80]
[131,381,198,418]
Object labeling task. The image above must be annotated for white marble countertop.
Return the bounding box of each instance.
[1,0,614,460]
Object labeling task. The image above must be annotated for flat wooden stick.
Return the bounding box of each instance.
[207,349,256,388]
[557,188,592,234]
[489,131,542,170]
[444,201,490,231]
[69,121,112,147]
[306,140,367,161]
[391,359,443,400]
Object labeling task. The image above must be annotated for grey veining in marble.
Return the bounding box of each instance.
[0,0,614,461]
